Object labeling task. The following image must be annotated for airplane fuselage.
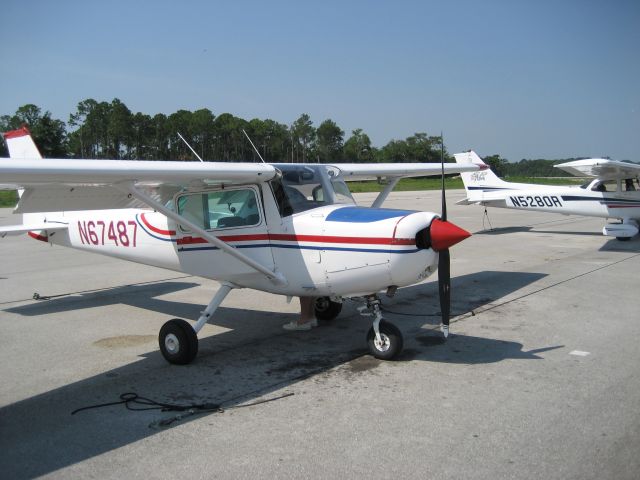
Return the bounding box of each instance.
[32,203,439,298]
[478,184,640,220]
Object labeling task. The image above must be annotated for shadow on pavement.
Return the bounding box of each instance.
[1,270,556,479]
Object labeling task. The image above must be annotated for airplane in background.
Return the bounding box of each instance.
[455,151,640,240]
[0,126,483,364]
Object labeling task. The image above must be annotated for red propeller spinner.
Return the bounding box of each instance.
[428,218,471,251]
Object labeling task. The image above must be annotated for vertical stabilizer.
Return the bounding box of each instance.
[3,126,43,160]
[2,126,43,201]
[454,151,511,201]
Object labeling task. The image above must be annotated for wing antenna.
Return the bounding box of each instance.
[177,132,204,162]
[242,129,266,164]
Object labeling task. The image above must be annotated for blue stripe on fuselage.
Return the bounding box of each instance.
[326,207,416,223]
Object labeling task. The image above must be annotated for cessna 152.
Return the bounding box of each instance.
[1,127,482,364]
[455,151,640,240]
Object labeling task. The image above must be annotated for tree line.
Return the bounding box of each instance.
[1,99,587,177]
[0,99,445,164]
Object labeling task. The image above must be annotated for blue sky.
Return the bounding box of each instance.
[1,0,638,161]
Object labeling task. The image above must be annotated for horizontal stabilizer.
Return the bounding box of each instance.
[0,223,68,237]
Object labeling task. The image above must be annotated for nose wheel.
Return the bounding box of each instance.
[361,295,404,360]
[367,320,403,360]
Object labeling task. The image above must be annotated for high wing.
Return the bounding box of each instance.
[0,158,278,213]
[336,162,481,181]
[555,159,640,179]
[1,159,481,213]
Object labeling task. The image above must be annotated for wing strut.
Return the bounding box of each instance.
[371,177,401,208]
[116,182,287,286]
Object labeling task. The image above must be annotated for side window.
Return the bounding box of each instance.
[177,188,260,230]
[591,180,618,192]
[624,179,636,192]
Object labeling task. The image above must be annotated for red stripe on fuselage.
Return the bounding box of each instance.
[140,213,176,235]
[176,233,415,246]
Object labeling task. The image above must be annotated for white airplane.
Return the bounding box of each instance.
[1,126,483,364]
[455,151,640,240]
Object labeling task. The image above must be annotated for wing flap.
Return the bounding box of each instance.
[13,185,167,213]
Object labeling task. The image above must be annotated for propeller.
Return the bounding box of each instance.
[415,136,471,336]
[439,136,451,337]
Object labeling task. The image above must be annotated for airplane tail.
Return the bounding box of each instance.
[454,151,512,203]
[3,126,43,160]
[1,126,54,233]
[2,126,43,201]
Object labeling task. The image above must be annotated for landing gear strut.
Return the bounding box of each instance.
[158,283,233,365]
[361,295,403,360]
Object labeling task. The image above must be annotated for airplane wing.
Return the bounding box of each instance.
[0,158,278,213]
[336,162,482,181]
[554,159,640,179]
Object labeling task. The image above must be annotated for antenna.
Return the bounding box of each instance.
[177,132,204,162]
[242,129,266,163]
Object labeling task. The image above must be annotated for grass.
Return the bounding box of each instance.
[0,191,18,207]
[347,175,584,193]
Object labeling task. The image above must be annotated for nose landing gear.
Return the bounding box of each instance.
[360,295,403,360]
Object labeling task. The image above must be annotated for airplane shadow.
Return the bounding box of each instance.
[473,226,533,235]
[531,230,602,237]
[1,270,555,478]
[599,236,640,252]
[475,226,603,237]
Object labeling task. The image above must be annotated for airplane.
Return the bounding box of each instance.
[454,151,640,240]
[0,126,483,365]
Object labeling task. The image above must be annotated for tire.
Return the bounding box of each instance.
[616,236,631,241]
[366,320,403,360]
[159,319,198,365]
[314,297,342,321]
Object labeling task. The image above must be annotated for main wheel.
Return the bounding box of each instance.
[366,320,403,360]
[314,297,342,321]
[159,319,198,365]
[616,236,631,241]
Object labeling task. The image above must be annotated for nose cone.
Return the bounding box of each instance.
[429,218,471,251]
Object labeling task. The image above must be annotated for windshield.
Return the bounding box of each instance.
[271,164,355,216]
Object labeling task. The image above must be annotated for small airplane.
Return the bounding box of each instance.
[455,151,640,240]
[0,126,483,364]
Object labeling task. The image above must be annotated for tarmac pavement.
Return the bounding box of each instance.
[1,190,639,479]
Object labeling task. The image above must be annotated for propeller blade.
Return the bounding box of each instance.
[439,134,451,337]
[440,133,447,222]
[439,248,451,337]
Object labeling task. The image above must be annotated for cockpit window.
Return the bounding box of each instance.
[591,179,618,192]
[271,164,355,216]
